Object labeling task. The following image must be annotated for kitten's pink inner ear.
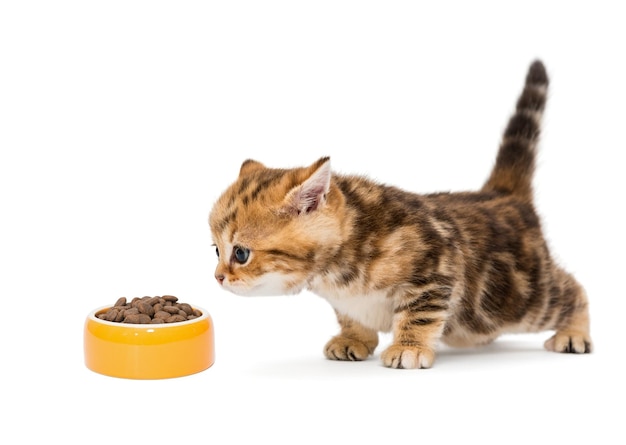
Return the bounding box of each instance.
[286,159,331,215]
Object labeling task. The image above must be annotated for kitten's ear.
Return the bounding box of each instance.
[239,159,265,177]
[284,157,331,215]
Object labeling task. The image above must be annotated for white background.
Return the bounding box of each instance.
[1,1,624,444]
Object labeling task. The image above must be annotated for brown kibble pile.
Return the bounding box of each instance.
[97,295,202,324]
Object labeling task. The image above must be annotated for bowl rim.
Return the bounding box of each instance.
[88,304,210,328]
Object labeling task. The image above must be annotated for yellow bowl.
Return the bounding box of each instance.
[84,305,214,379]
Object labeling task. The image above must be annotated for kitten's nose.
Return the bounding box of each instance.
[215,274,225,285]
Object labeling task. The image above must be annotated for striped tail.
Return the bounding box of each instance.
[483,60,549,200]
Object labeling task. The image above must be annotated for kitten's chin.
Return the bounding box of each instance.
[232,283,304,297]
[224,286,295,297]
[225,285,281,297]
[223,274,305,297]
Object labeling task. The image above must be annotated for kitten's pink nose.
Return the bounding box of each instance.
[215,274,225,285]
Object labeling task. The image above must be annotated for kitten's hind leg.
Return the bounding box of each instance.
[324,312,379,361]
[543,271,592,354]
[543,308,592,353]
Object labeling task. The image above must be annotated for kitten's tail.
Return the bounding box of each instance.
[482,60,549,200]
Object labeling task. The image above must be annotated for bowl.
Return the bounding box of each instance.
[84,304,214,379]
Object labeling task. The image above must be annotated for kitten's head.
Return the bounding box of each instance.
[209,157,342,296]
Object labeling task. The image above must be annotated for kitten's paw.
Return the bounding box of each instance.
[324,336,374,361]
[381,344,435,369]
[544,331,592,354]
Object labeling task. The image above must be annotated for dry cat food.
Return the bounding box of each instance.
[97,295,202,324]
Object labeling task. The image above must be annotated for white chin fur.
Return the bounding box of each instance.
[224,272,301,297]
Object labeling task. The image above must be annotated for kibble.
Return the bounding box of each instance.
[96,295,202,324]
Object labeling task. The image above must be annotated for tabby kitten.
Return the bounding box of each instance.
[209,60,592,369]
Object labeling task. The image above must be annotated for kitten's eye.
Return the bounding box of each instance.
[215,247,220,259]
[233,246,250,264]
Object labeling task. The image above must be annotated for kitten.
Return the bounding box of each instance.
[209,60,592,369]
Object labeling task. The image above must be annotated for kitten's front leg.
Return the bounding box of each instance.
[324,312,379,361]
[381,287,450,369]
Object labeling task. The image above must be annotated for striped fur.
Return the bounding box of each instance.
[209,60,592,368]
